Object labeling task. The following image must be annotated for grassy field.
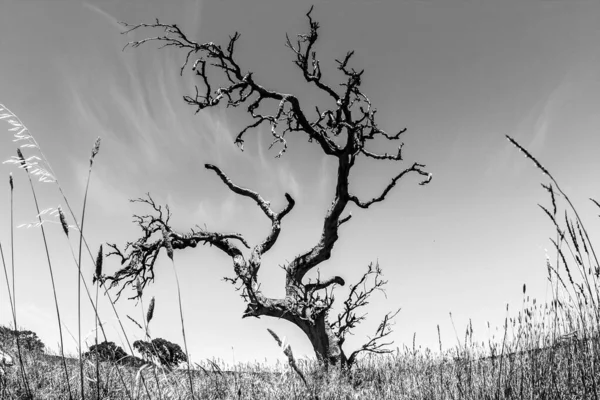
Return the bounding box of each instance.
[1,107,599,399]
[0,326,599,399]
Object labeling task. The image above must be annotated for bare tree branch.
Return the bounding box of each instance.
[330,262,388,344]
[346,308,400,366]
[122,19,342,157]
[105,194,249,300]
[349,163,432,209]
[305,275,345,293]
[338,212,352,227]
[205,164,278,220]
[285,6,340,102]
[204,163,295,277]
[360,144,404,161]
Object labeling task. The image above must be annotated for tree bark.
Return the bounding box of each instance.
[305,316,345,368]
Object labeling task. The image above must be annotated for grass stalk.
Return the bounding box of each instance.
[57,204,86,399]
[93,246,102,400]
[159,227,195,396]
[138,295,164,400]
[128,281,153,399]
[507,135,600,310]
[7,173,31,398]
[170,258,195,399]
[72,137,100,400]
[59,220,134,400]
[16,149,72,400]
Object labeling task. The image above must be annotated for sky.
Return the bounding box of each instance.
[1,0,600,366]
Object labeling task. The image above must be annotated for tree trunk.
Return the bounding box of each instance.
[295,314,347,370]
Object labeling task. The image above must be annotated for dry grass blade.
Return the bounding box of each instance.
[134,364,152,398]
[506,134,599,275]
[127,315,143,331]
[169,259,195,398]
[267,329,283,348]
[267,328,309,389]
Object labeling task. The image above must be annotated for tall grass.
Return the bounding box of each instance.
[93,245,103,400]
[0,104,139,399]
[165,247,195,399]
[14,144,74,399]
[3,172,32,398]
[137,287,162,400]
[74,136,101,400]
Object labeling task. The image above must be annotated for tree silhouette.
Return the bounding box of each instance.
[0,326,45,353]
[133,338,187,369]
[85,341,127,363]
[107,7,431,370]
[84,341,145,367]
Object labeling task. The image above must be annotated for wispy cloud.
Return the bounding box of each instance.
[63,30,239,184]
[488,71,574,176]
[526,76,571,157]
[82,2,125,31]
[317,155,333,194]
[277,164,301,200]
[255,125,303,203]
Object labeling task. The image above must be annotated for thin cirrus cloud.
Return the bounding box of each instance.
[65,39,224,181]
[524,71,575,158]
[79,0,304,223]
[64,7,304,235]
[486,69,575,178]
[82,2,125,32]
[255,126,303,202]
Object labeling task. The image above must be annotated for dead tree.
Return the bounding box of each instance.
[106,7,431,370]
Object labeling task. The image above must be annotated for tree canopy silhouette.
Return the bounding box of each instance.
[84,341,145,368]
[134,338,187,369]
[0,326,45,353]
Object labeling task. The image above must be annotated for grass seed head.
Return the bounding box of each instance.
[136,278,143,298]
[267,328,282,347]
[16,149,26,168]
[58,205,69,237]
[147,297,155,324]
[9,173,13,190]
[161,227,174,261]
[90,137,101,166]
[93,245,103,284]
